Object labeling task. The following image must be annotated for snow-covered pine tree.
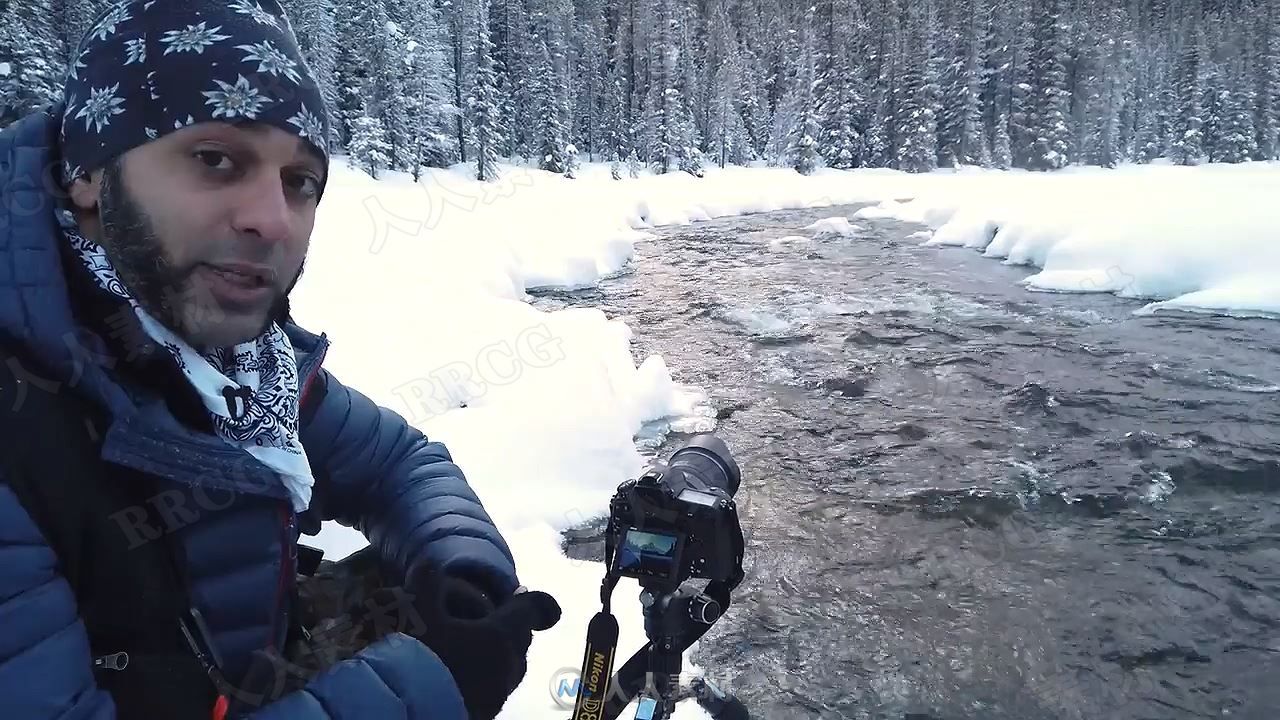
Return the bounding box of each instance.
[707,55,737,168]
[573,0,607,161]
[816,0,864,169]
[333,0,374,149]
[622,0,648,164]
[1063,4,1098,164]
[375,19,414,172]
[1202,61,1225,161]
[933,1,963,167]
[992,104,1013,168]
[1025,0,1070,170]
[815,51,863,168]
[601,69,629,162]
[398,0,457,174]
[952,0,989,165]
[863,92,893,167]
[533,38,569,173]
[705,0,739,169]
[1171,11,1205,166]
[0,11,24,128]
[644,0,697,174]
[893,3,938,173]
[1253,0,1280,159]
[1086,6,1129,168]
[677,117,706,176]
[979,0,1010,167]
[784,5,821,175]
[737,47,772,161]
[542,0,576,162]
[349,114,392,178]
[1132,57,1165,164]
[1007,4,1035,167]
[468,0,501,181]
[0,0,63,127]
[445,0,479,164]
[1217,61,1258,162]
[492,0,531,159]
[673,0,704,176]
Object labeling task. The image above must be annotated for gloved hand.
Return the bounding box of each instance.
[407,567,561,720]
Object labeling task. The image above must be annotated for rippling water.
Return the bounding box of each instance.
[539,205,1280,720]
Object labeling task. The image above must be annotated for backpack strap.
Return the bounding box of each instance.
[0,342,222,719]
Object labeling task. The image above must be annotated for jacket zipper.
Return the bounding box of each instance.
[92,652,129,671]
[269,503,295,650]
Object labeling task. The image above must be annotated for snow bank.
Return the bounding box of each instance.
[855,163,1280,318]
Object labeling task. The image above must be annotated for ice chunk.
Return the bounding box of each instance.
[803,216,864,237]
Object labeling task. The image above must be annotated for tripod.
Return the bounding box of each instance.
[601,584,749,720]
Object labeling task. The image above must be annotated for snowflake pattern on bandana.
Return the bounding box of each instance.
[161,22,231,55]
[75,84,126,133]
[124,37,147,65]
[89,4,133,41]
[287,105,327,151]
[203,75,270,119]
[236,40,301,84]
[231,0,282,29]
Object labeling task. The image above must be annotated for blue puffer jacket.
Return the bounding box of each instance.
[0,106,520,718]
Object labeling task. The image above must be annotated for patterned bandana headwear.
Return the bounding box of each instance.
[59,0,331,194]
[56,0,329,512]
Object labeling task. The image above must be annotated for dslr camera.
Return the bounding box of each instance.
[608,435,743,591]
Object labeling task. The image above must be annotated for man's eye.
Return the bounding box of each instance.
[194,150,234,172]
[286,173,321,200]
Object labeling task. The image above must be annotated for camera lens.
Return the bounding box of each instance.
[668,434,741,497]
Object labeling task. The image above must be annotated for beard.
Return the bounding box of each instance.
[96,159,300,348]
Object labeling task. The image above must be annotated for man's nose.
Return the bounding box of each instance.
[230,168,293,246]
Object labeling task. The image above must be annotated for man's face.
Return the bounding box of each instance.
[77,121,325,350]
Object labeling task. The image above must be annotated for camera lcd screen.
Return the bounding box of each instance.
[617,529,681,578]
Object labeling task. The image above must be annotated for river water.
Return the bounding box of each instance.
[537,205,1280,720]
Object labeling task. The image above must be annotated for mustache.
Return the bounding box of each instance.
[192,240,301,283]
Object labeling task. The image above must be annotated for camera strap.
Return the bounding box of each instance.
[568,520,625,720]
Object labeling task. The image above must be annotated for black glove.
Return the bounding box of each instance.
[407,568,561,720]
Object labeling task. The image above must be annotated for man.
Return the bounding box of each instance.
[0,1,559,718]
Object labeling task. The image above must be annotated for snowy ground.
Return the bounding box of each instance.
[293,157,1280,718]
[854,161,1280,318]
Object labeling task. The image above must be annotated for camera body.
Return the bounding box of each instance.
[608,441,742,590]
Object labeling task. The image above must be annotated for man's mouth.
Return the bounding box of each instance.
[197,262,277,309]
[205,263,272,289]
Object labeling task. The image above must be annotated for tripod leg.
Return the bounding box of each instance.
[688,677,750,720]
